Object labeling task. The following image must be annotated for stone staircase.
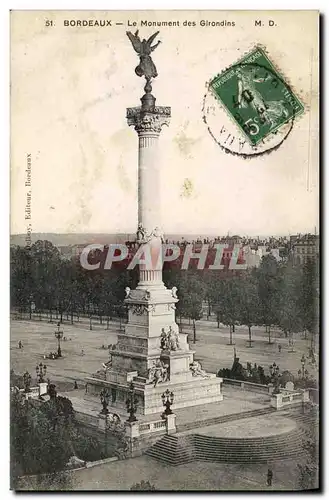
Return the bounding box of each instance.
[145,406,318,466]
[176,406,276,433]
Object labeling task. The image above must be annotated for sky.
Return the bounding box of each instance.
[10,10,319,237]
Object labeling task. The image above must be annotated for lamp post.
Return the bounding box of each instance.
[269,362,280,394]
[100,388,110,415]
[54,322,64,357]
[301,354,306,379]
[36,362,47,383]
[29,294,35,320]
[100,388,110,455]
[126,382,138,422]
[161,389,174,416]
[23,371,31,393]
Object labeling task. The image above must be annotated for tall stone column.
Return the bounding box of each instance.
[127,100,170,288]
[86,32,223,417]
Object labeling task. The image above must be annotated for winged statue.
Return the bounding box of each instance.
[126,30,161,81]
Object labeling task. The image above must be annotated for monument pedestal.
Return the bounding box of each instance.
[87,284,223,415]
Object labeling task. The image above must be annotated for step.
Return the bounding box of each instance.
[176,407,276,433]
[145,407,317,466]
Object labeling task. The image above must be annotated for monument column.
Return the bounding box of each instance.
[127,95,170,288]
[86,31,223,416]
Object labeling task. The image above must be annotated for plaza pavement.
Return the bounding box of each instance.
[61,386,270,426]
[17,456,302,491]
[10,318,318,391]
[11,318,316,492]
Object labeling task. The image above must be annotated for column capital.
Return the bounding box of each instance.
[127,106,171,135]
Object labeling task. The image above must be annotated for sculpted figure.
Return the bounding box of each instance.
[171,287,178,299]
[125,287,131,299]
[147,363,156,384]
[161,326,179,351]
[126,30,161,81]
[147,359,168,387]
[150,226,164,242]
[160,328,169,350]
[168,326,179,351]
[235,66,289,128]
[189,360,209,378]
[136,222,146,242]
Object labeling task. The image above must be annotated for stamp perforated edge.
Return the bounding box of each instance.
[202,43,309,157]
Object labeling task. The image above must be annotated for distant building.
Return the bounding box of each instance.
[242,245,282,268]
[291,234,319,265]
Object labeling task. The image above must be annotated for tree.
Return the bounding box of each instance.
[299,259,319,347]
[257,255,280,343]
[10,392,75,481]
[297,414,318,490]
[278,263,303,338]
[237,271,260,348]
[213,277,241,344]
[175,271,205,343]
[30,240,62,318]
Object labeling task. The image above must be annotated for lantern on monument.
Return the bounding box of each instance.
[100,388,110,415]
[126,382,138,423]
[161,389,174,416]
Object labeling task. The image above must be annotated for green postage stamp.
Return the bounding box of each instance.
[209,47,304,146]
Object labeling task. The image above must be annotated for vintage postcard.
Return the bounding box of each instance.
[10,10,319,491]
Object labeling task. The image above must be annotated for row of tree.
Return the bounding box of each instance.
[11,240,319,344]
[165,256,318,345]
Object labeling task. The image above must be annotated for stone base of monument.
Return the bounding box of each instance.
[85,374,223,416]
[85,279,224,416]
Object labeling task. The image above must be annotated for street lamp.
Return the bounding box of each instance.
[36,362,47,383]
[161,389,174,416]
[301,354,306,379]
[23,371,31,393]
[269,362,280,394]
[100,388,110,415]
[54,322,64,357]
[126,382,138,422]
[99,388,110,456]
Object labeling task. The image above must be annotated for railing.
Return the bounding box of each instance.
[139,419,166,435]
[271,389,309,409]
[222,378,273,394]
[75,410,99,427]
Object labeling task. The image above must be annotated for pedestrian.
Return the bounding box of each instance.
[278,344,282,353]
[267,468,273,486]
[81,349,84,356]
[74,380,78,390]
[18,341,22,349]
[85,383,88,394]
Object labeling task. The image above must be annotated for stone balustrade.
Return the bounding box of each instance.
[222,378,274,394]
[270,389,310,409]
[139,419,166,435]
[11,383,48,400]
[125,413,176,441]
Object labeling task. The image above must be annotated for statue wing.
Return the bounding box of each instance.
[146,31,159,46]
[126,31,142,53]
